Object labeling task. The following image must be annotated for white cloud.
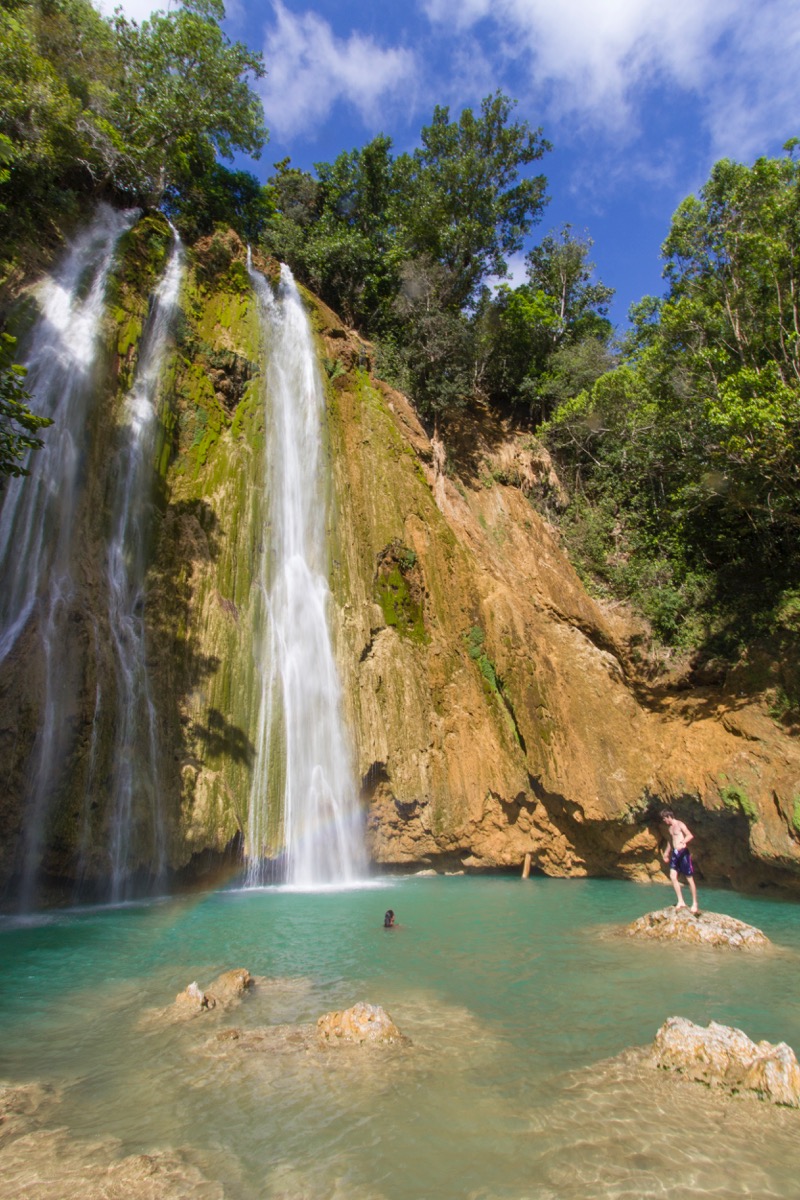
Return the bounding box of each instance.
[420,0,799,153]
[259,3,418,141]
[95,0,167,20]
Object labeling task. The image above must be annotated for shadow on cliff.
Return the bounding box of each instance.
[527,774,800,894]
[146,497,254,793]
[192,706,254,766]
[438,402,516,481]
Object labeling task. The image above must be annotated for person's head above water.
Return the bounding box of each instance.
[384,910,395,927]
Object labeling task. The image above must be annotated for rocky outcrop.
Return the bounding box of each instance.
[316,1002,405,1046]
[625,907,770,949]
[151,968,255,1024]
[651,1017,800,1106]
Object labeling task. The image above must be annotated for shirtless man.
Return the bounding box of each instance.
[660,809,699,913]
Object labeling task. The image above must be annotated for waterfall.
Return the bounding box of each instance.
[103,229,183,902]
[0,205,135,663]
[0,206,135,908]
[245,261,366,887]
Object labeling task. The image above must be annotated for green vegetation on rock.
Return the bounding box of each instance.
[375,541,427,643]
[719,781,758,823]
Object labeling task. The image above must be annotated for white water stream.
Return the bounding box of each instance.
[0,205,135,662]
[0,206,135,907]
[103,229,183,902]
[245,261,366,886]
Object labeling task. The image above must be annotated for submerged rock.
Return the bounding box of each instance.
[625,907,770,949]
[0,1081,61,1146]
[316,1002,406,1046]
[652,1017,800,1107]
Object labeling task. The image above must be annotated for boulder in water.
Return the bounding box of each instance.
[625,907,769,949]
[205,968,254,1009]
[316,1002,405,1046]
[150,968,255,1025]
[652,1017,800,1107]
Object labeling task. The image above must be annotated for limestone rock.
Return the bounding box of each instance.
[625,907,770,949]
[652,1017,800,1106]
[205,968,254,1009]
[172,980,214,1017]
[153,968,254,1025]
[316,1002,405,1046]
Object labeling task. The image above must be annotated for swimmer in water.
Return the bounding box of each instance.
[383,909,395,928]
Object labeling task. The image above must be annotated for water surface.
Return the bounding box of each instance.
[1,877,798,1198]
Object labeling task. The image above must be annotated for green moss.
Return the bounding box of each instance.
[465,625,499,695]
[792,797,800,837]
[719,781,758,822]
[375,545,428,644]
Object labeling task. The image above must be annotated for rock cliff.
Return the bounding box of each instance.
[1,216,799,903]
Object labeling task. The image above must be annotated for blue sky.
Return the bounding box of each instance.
[103,0,800,329]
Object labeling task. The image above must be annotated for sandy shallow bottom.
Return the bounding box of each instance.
[1,877,798,1198]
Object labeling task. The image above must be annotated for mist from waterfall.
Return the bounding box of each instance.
[0,205,135,908]
[102,229,183,903]
[245,260,366,887]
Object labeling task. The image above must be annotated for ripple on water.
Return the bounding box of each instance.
[1,878,799,1199]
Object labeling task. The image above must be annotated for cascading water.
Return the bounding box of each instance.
[246,260,366,887]
[0,205,135,662]
[0,205,135,908]
[102,229,183,902]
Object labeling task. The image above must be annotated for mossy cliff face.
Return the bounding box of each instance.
[316,303,800,891]
[144,229,266,875]
[0,221,266,898]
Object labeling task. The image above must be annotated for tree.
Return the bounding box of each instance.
[541,141,800,646]
[164,161,273,242]
[0,334,52,478]
[109,0,266,205]
[480,226,614,417]
[398,92,551,309]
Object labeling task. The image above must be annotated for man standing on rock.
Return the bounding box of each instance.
[661,810,700,913]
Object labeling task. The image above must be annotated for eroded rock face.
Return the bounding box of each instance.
[316,1002,405,1046]
[652,1017,800,1107]
[625,908,770,949]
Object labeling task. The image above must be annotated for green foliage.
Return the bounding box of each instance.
[108,0,266,205]
[541,141,800,651]
[165,162,273,243]
[0,0,267,261]
[259,93,551,418]
[374,542,427,643]
[0,332,52,477]
[478,225,614,418]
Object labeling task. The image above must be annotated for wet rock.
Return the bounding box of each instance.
[205,968,254,1009]
[149,968,255,1025]
[625,907,770,949]
[172,980,214,1017]
[204,1024,316,1057]
[0,1127,223,1199]
[652,1017,800,1107]
[316,1002,406,1046]
[0,1081,61,1146]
